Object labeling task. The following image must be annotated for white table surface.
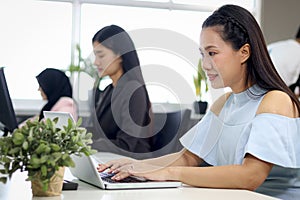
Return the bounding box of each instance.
[0,152,280,200]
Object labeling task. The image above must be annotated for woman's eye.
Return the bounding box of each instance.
[208,52,216,56]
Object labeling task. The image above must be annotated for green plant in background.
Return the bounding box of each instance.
[68,44,84,74]
[67,44,98,79]
[0,117,97,191]
[193,59,208,100]
[67,44,101,89]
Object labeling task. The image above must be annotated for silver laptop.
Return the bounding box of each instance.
[69,155,182,190]
[43,111,74,129]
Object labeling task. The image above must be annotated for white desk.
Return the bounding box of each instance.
[0,172,279,200]
[0,152,279,200]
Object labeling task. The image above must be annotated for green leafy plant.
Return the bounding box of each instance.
[0,117,97,191]
[193,59,208,100]
[67,44,101,88]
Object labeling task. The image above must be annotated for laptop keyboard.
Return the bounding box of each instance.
[100,172,147,183]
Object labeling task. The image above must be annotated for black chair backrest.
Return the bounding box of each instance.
[289,74,300,94]
[151,109,191,155]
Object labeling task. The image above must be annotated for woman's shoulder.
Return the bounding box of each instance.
[210,92,232,116]
[52,97,78,120]
[52,97,77,110]
[56,97,75,104]
[256,90,298,118]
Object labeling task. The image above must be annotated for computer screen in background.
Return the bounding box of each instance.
[0,67,18,136]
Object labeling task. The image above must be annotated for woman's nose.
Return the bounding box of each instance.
[202,57,213,70]
[94,58,101,67]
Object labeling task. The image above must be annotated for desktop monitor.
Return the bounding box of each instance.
[0,67,18,136]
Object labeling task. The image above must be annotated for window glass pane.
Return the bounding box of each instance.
[0,0,72,99]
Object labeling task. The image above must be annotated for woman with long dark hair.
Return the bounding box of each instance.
[90,25,152,156]
[97,5,300,199]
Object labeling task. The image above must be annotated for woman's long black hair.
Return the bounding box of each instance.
[36,68,73,120]
[92,24,151,112]
[202,4,300,114]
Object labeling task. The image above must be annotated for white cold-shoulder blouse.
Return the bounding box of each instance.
[180,85,300,200]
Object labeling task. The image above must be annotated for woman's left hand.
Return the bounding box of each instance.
[111,162,173,181]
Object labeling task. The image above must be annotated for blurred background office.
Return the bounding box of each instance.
[268,26,300,97]
[0,0,299,121]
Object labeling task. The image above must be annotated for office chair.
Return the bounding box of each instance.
[289,74,300,96]
[151,109,191,157]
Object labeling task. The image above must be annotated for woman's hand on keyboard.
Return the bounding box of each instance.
[97,158,136,174]
[109,162,172,182]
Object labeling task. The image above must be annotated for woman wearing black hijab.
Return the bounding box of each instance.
[35,68,77,121]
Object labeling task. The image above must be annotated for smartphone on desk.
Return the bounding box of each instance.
[62,180,78,190]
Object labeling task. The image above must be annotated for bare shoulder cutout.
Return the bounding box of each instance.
[210,92,232,116]
[256,90,298,118]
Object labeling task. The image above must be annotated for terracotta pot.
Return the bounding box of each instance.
[31,167,65,197]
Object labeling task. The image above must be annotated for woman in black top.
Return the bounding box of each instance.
[90,25,153,157]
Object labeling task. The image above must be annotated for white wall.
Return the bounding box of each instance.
[261,0,300,44]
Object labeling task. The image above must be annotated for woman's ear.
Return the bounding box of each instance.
[116,54,123,64]
[240,43,251,64]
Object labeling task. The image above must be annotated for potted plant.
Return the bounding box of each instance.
[0,117,96,197]
[193,59,208,114]
[67,44,99,81]
[67,44,102,101]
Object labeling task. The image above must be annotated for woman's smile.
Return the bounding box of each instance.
[207,73,218,82]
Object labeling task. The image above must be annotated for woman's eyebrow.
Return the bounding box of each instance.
[204,45,218,51]
[94,49,103,54]
[199,45,218,52]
